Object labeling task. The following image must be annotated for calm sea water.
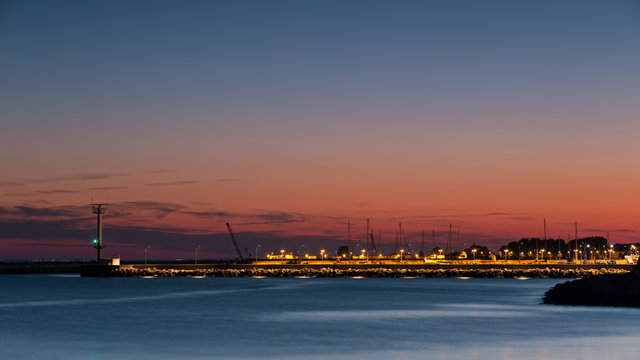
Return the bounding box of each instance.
[1,275,638,360]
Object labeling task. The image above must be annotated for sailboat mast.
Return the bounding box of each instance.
[568,233,572,262]
[544,217,555,257]
[394,230,399,254]
[432,229,435,257]
[457,225,460,256]
[347,219,352,259]
[446,224,452,260]
[366,218,370,256]
[575,221,579,262]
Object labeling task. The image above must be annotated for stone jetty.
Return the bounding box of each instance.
[543,265,640,307]
[82,264,630,278]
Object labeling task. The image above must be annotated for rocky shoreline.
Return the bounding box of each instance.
[84,266,629,278]
[543,266,640,307]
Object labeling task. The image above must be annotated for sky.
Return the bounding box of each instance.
[1,0,640,260]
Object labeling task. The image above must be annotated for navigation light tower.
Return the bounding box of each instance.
[92,203,106,263]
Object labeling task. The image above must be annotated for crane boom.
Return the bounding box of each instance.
[369,230,377,255]
[226,222,244,261]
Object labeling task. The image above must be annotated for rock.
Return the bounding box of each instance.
[543,266,640,307]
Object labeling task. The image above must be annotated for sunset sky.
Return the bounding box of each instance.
[1,0,639,260]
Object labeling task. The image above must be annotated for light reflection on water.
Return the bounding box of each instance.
[0,276,638,360]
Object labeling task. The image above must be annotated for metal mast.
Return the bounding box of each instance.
[432,229,436,257]
[543,218,547,260]
[394,224,400,254]
[398,223,404,252]
[366,218,370,255]
[446,224,452,260]
[347,219,352,258]
[575,221,579,262]
[457,225,460,255]
[92,203,106,263]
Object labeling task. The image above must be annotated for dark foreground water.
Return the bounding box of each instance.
[1,275,638,360]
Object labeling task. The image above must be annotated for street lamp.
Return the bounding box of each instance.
[255,244,261,261]
[609,245,614,261]
[400,249,405,262]
[472,248,477,261]
[144,245,150,265]
[280,249,285,260]
[195,244,200,265]
[320,249,325,261]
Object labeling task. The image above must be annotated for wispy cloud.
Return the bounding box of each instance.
[216,178,244,183]
[38,189,78,194]
[117,201,185,219]
[145,169,179,174]
[182,210,234,218]
[505,216,537,222]
[481,212,512,216]
[0,172,130,187]
[33,172,130,183]
[147,181,199,186]
[584,228,636,234]
[476,212,535,222]
[0,181,22,186]
[240,211,307,225]
[0,205,88,219]
[5,189,80,197]
[0,217,345,258]
[88,186,128,191]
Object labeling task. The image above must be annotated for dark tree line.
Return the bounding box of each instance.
[499,236,613,260]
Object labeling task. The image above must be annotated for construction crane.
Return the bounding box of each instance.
[369,230,377,255]
[226,222,245,261]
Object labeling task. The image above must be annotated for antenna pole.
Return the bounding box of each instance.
[92,203,106,263]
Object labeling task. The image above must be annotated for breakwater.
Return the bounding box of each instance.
[82,263,632,278]
[0,262,85,274]
[544,267,640,307]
